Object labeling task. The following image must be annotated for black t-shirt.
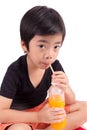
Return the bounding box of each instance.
[0,55,64,110]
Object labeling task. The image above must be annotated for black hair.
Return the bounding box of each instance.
[20,6,66,50]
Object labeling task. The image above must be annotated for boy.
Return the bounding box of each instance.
[0,5,87,130]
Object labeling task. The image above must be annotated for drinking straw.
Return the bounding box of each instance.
[50,65,54,73]
[50,65,57,86]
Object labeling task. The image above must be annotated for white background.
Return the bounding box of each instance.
[0,0,87,128]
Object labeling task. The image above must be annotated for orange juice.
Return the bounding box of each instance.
[49,94,66,130]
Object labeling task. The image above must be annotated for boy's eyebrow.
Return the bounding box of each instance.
[37,39,49,43]
[37,39,62,44]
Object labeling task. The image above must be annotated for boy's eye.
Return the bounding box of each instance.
[54,45,61,49]
[39,45,45,48]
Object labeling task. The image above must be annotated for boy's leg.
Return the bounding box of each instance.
[6,123,32,130]
[2,101,87,130]
[63,101,87,130]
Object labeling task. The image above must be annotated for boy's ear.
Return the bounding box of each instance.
[21,40,28,53]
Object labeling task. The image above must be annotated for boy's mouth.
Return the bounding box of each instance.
[41,62,51,68]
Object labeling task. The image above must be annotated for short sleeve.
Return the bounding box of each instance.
[0,65,19,99]
[52,60,64,72]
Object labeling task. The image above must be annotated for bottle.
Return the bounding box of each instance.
[49,83,66,130]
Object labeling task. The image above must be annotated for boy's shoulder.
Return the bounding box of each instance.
[7,54,27,72]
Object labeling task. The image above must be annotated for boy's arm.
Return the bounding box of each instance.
[0,96,38,123]
[0,108,38,123]
[0,96,66,124]
[64,85,76,105]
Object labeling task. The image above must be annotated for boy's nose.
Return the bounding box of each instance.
[44,51,53,60]
[45,55,52,59]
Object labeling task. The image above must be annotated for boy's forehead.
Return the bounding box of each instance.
[34,34,63,42]
[29,34,63,46]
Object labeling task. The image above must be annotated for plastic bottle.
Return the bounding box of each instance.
[49,83,66,130]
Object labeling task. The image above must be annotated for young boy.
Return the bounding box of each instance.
[0,5,87,130]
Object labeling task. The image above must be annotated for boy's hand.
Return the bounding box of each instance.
[51,71,69,92]
[37,103,66,124]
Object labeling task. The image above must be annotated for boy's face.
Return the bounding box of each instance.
[27,34,62,69]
